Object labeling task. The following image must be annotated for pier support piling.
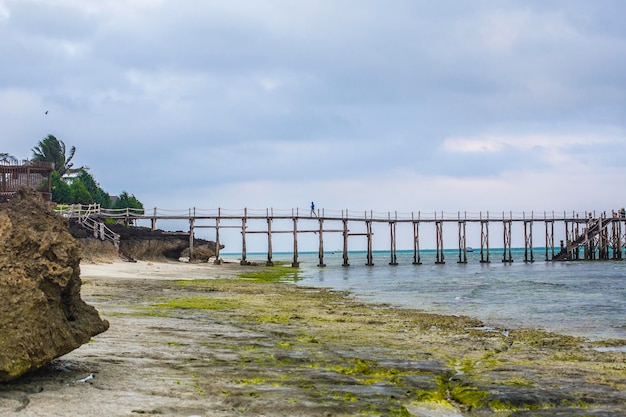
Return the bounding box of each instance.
[366,220,374,266]
[189,218,195,261]
[412,221,422,265]
[611,217,622,260]
[545,220,555,261]
[292,217,299,267]
[151,207,157,231]
[572,219,581,260]
[213,217,222,264]
[435,221,445,264]
[240,214,248,265]
[480,220,490,263]
[596,217,604,259]
[389,221,398,265]
[266,217,273,266]
[523,220,534,262]
[318,218,326,267]
[457,220,467,264]
[502,220,513,263]
[342,219,350,266]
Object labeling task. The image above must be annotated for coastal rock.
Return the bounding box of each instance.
[180,244,220,263]
[70,222,222,262]
[0,188,109,382]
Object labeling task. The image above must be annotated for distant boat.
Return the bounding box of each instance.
[467,247,474,252]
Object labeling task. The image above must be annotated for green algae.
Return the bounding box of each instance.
[152,296,240,311]
[332,358,379,375]
[85,266,626,415]
[253,314,290,323]
[449,384,488,408]
[238,377,266,385]
[237,265,301,282]
[503,376,534,387]
[171,279,221,288]
[510,328,582,348]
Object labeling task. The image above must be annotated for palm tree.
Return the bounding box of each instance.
[0,153,18,165]
[31,134,88,178]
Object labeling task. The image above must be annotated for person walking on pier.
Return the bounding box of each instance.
[311,201,316,217]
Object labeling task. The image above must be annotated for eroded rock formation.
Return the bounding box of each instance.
[0,188,109,382]
[69,222,222,262]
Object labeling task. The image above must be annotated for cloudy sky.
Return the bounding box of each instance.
[2,0,626,216]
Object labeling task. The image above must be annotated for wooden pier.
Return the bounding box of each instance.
[58,206,626,267]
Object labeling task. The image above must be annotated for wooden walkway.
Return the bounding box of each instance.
[58,205,626,267]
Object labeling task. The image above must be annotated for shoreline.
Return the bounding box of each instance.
[274,253,626,342]
[1,260,625,416]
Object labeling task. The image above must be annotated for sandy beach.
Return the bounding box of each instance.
[1,260,625,417]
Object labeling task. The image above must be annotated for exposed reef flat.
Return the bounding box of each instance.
[1,260,625,416]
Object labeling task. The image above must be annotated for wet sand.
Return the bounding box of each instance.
[1,260,625,416]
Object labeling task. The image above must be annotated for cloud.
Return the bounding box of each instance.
[1,0,626,223]
[442,133,623,153]
[0,2,9,20]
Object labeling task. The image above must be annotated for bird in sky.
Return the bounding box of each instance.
[45,110,48,115]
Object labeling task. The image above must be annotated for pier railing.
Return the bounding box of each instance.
[57,203,120,247]
[56,205,615,223]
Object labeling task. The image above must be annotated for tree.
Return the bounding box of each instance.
[31,134,88,178]
[69,180,92,204]
[74,171,111,208]
[0,153,18,164]
[50,171,73,204]
[32,137,144,209]
[113,191,144,214]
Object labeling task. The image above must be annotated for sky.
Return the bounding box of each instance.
[2,0,626,220]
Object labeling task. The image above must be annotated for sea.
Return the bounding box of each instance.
[234,248,626,342]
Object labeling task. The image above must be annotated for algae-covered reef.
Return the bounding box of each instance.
[82,265,626,416]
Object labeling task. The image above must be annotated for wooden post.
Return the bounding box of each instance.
[213,217,222,264]
[612,216,622,260]
[564,220,571,260]
[480,218,490,263]
[189,217,195,261]
[599,215,609,260]
[435,220,444,264]
[342,218,349,267]
[213,211,221,263]
[457,220,467,264]
[412,221,422,265]
[292,217,299,267]
[523,220,534,262]
[266,214,274,266]
[365,220,374,266]
[615,219,624,260]
[502,216,513,263]
[583,215,593,261]
[599,217,605,259]
[318,218,326,267]
[240,211,248,266]
[151,207,157,231]
[389,221,398,265]
[572,218,580,260]
[545,219,554,261]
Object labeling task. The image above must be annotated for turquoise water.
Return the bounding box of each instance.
[238,249,626,341]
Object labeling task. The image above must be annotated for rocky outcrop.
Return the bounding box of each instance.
[70,222,222,262]
[0,188,109,382]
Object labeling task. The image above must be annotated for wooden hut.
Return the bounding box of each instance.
[0,161,55,201]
